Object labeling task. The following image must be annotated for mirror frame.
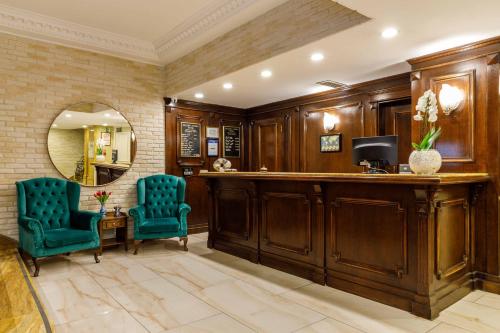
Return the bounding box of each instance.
[47,101,136,187]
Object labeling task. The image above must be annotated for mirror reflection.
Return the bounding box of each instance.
[48,102,136,186]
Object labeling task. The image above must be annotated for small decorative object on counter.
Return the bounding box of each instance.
[213,158,231,172]
[410,90,443,175]
[94,190,111,215]
[260,165,268,172]
[95,138,106,162]
[113,205,122,217]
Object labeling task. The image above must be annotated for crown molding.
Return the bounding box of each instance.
[154,0,256,60]
[0,4,160,64]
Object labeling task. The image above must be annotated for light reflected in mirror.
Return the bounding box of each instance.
[48,102,136,186]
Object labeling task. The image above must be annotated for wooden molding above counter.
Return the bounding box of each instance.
[198,171,490,185]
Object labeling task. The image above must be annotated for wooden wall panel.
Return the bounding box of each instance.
[165,100,247,234]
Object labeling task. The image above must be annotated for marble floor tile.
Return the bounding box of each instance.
[107,277,219,332]
[38,275,121,325]
[55,309,148,333]
[281,283,437,333]
[198,279,325,333]
[140,254,235,292]
[162,313,255,333]
[461,290,488,303]
[31,256,89,283]
[294,317,364,333]
[81,256,160,288]
[437,301,500,333]
[133,239,189,258]
[427,322,473,333]
[474,292,500,310]
[210,258,312,295]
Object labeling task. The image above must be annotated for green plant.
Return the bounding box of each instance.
[412,89,442,151]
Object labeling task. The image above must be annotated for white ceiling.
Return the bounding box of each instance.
[53,109,130,130]
[176,0,500,108]
[0,0,287,64]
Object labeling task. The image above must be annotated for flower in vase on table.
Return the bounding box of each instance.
[410,90,443,175]
[94,190,111,214]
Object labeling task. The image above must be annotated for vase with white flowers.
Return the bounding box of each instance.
[95,138,106,162]
[409,89,442,175]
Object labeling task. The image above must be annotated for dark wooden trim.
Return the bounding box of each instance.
[165,98,245,116]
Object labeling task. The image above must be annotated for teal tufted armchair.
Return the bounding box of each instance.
[16,177,101,276]
[129,174,191,254]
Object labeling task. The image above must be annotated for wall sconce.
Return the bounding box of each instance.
[323,112,339,132]
[439,84,464,115]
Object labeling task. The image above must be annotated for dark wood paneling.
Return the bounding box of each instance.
[378,98,412,164]
[328,197,407,279]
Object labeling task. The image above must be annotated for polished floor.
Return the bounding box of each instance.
[31,233,500,333]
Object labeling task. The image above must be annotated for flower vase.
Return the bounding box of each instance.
[409,149,442,175]
[99,203,106,215]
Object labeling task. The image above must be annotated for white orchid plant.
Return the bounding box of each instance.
[412,90,442,151]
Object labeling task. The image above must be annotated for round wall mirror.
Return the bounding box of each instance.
[48,102,136,186]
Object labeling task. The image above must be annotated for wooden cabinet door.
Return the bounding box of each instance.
[249,117,286,171]
[379,99,412,164]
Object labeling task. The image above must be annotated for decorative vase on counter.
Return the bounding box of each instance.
[409,149,442,175]
[99,203,106,215]
[96,154,105,162]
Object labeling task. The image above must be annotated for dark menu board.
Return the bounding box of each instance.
[180,122,201,158]
[223,126,240,158]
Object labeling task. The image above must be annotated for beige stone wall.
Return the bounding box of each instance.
[164,0,369,95]
[0,33,165,239]
[47,128,84,179]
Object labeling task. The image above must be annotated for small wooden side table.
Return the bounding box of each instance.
[98,212,128,255]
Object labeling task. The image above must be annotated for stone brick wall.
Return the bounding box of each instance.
[47,128,84,179]
[164,0,369,95]
[0,33,165,239]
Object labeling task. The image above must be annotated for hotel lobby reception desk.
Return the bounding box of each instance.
[200,172,490,319]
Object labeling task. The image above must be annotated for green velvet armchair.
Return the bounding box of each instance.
[16,177,101,276]
[129,174,191,254]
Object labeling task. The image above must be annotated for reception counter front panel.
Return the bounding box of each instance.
[201,172,489,319]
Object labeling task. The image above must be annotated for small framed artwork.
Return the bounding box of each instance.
[100,132,111,146]
[206,127,219,138]
[207,138,219,157]
[320,134,342,153]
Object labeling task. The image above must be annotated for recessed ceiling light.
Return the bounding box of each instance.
[52,124,58,127]
[223,82,233,90]
[260,69,272,78]
[104,113,111,117]
[65,114,72,118]
[310,52,324,62]
[381,27,398,39]
[82,125,87,128]
[102,123,108,126]
[194,92,204,99]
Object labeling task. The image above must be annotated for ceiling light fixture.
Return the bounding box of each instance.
[381,27,398,39]
[65,114,72,118]
[52,124,58,127]
[102,123,108,127]
[82,125,87,128]
[260,69,272,78]
[223,83,233,90]
[310,52,324,62]
[194,92,204,99]
[104,113,111,117]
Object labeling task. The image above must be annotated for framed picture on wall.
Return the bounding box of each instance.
[320,134,342,153]
[100,132,111,146]
[207,138,219,157]
[206,127,219,138]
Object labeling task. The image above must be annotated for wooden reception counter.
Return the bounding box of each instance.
[200,171,490,319]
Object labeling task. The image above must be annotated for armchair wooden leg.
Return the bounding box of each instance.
[94,251,100,263]
[32,257,40,277]
[133,240,141,255]
[180,236,188,251]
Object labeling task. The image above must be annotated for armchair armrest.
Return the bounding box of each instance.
[70,210,101,233]
[177,203,191,232]
[19,216,44,236]
[18,216,44,249]
[129,205,146,230]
